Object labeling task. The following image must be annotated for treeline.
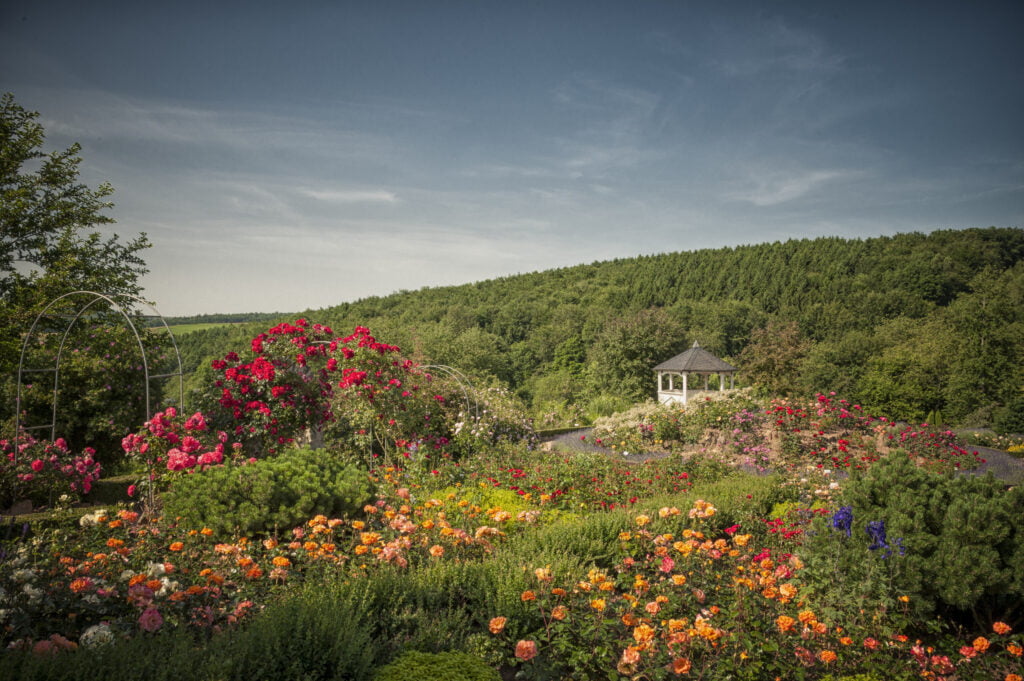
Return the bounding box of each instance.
[178,228,1024,429]
[147,312,287,327]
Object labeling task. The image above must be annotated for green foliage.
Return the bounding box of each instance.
[737,319,810,396]
[15,323,173,459]
[0,626,204,681]
[511,511,633,571]
[993,394,1024,435]
[856,317,950,422]
[344,560,515,661]
[584,393,633,421]
[674,472,797,534]
[209,584,376,681]
[589,390,760,454]
[1,91,153,450]
[586,307,687,402]
[373,651,501,681]
[160,447,371,536]
[175,228,1024,427]
[803,453,1024,628]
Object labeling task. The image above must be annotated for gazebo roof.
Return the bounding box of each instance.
[654,341,737,373]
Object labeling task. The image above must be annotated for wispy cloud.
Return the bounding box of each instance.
[299,188,399,204]
[715,17,845,78]
[726,169,853,207]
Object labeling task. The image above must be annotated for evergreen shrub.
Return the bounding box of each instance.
[803,453,1024,626]
[161,447,371,535]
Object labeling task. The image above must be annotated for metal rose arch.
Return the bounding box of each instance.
[13,291,184,463]
[419,364,479,423]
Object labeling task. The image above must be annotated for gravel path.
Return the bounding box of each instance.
[546,430,1024,485]
[961,445,1024,485]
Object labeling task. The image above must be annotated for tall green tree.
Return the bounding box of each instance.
[1,93,152,445]
[737,319,810,397]
[586,308,687,402]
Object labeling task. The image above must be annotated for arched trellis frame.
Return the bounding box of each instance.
[13,291,184,464]
[419,365,479,423]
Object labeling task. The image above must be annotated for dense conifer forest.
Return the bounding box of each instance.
[178,227,1024,429]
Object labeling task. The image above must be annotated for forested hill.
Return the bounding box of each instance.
[179,227,1024,427]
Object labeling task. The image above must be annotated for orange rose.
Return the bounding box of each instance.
[619,646,641,666]
[672,657,692,674]
[993,621,1012,635]
[633,624,655,644]
[515,639,537,662]
[551,605,568,621]
[168,541,183,552]
[488,616,507,634]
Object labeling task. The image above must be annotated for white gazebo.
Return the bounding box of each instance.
[654,341,738,406]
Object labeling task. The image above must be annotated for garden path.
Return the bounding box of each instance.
[545,430,1024,484]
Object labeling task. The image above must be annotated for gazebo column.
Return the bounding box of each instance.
[682,372,688,405]
[719,373,724,392]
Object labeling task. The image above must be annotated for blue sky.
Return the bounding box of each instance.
[2,1,1022,316]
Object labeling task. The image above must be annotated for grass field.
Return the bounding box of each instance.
[163,322,243,335]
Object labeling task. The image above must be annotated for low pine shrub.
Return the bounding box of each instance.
[373,650,500,681]
[802,452,1024,629]
[161,447,371,535]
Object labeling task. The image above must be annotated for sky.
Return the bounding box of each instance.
[2,1,1022,317]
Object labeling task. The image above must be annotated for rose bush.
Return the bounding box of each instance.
[120,406,240,506]
[0,435,101,509]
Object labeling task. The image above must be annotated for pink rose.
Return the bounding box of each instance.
[138,607,163,632]
[30,459,44,473]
